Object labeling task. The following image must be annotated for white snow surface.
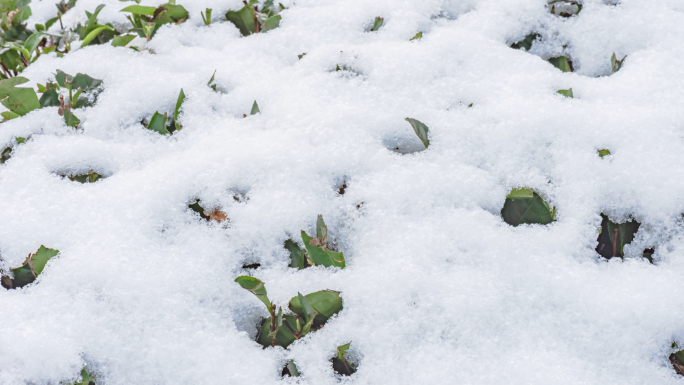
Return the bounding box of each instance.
[1,0,684,383]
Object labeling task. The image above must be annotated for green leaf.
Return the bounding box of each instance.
[111,34,136,47]
[257,314,296,348]
[267,306,283,340]
[410,31,422,41]
[9,245,59,288]
[72,73,103,91]
[288,290,343,325]
[146,112,170,135]
[1,110,19,121]
[23,32,46,55]
[55,71,73,88]
[297,293,317,324]
[73,368,93,385]
[120,5,157,16]
[250,100,260,115]
[261,15,280,32]
[1,87,40,116]
[316,214,328,244]
[81,25,116,47]
[284,360,300,377]
[63,109,80,128]
[405,117,429,148]
[285,239,305,270]
[301,231,345,268]
[174,88,185,131]
[332,342,356,376]
[201,8,212,25]
[596,214,640,259]
[557,88,573,98]
[39,89,60,107]
[225,3,256,36]
[549,56,572,72]
[370,16,383,32]
[611,53,625,73]
[598,149,610,157]
[501,188,554,226]
[511,33,539,50]
[234,275,272,310]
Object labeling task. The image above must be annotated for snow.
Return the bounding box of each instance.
[1,0,684,383]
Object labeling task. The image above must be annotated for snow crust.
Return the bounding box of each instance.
[2,0,684,383]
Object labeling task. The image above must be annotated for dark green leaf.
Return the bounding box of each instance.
[549,56,573,72]
[501,188,554,226]
[284,240,305,270]
[225,4,256,36]
[257,314,296,348]
[55,71,73,88]
[63,110,80,127]
[405,117,429,148]
[72,73,103,91]
[39,89,60,107]
[289,290,342,325]
[595,214,640,259]
[235,275,272,310]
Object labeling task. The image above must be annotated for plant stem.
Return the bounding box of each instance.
[612,229,619,258]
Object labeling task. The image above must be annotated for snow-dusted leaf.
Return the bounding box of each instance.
[225,4,256,36]
[3,246,59,289]
[549,56,573,72]
[501,188,554,226]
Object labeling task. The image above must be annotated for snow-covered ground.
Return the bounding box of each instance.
[2,0,684,383]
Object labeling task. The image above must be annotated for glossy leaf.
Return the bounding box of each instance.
[111,34,136,47]
[8,246,59,289]
[289,290,342,325]
[501,188,554,226]
[225,4,256,36]
[257,314,296,348]
[39,89,60,107]
[234,275,272,310]
[549,56,572,72]
[147,112,170,135]
[595,214,640,259]
[72,73,103,91]
[301,231,345,268]
[120,5,157,16]
[284,239,306,270]
[405,117,429,148]
[557,88,573,98]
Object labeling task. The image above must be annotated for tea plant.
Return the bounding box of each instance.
[286,215,346,269]
[234,276,343,348]
[331,342,356,376]
[75,5,119,47]
[225,0,283,36]
[52,70,104,127]
[405,117,430,148]
[1,245,59,289]
[0,76,40,118]
[144,89,185,135]
[501,188,555,226]
[201,8,212,26]
[121,1,188,41]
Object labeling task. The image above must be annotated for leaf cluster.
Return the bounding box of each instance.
[225,0,283,36]
[286,215,346,269]
[121,2,188,41]
[143,88,185,135]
